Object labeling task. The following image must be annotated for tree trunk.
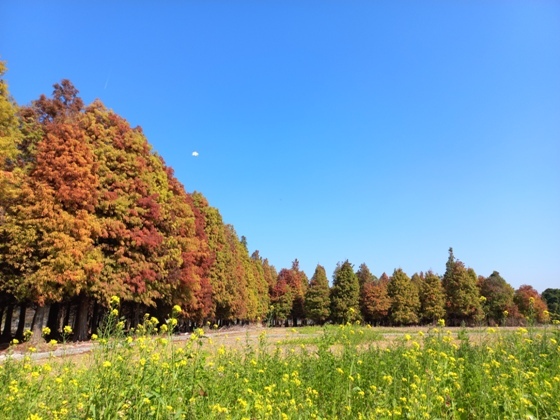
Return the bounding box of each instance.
[0,306,4,336]
[131,302,141,329]
[91,301,100,334]
[63,302,72,328]
[15,304,27,340]
[1,304,14,342]
[73,294,90,341]
[30,305,49,344]
[46,302,61,339]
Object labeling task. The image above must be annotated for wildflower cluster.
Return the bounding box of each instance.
[0,320,558,418]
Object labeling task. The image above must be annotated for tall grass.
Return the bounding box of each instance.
[1,307,559,419]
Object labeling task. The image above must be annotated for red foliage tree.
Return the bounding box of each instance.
[514,285,549,324]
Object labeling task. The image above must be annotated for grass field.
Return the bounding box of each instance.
[1,313,559,419]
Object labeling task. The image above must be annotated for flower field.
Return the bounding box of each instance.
[1,316,559,419]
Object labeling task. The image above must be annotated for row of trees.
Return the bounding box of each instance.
[0,65,275,342]
[0,65,555,343]
[273,249,553,328]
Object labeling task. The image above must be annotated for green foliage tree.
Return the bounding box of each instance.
[410,272,423,297]
[442,248,483,325]
[261,257,278,295]
[542,288,560,320]
[251,251,272,321]
[223,224,249,321]
[419,270,446,324]
[304,264,330,325]
[387,268,420,325]
[228,227,252,321]
[478,271,515,325]
[237,240,269,321]
[0,60,22,201]
[330,260,360,324]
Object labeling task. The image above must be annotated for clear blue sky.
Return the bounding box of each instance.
[2,1,559,292]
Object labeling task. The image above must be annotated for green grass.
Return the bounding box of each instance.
[1,315,560,419]
[275,324,383,347]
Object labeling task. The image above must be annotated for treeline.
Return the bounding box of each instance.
[279,250,555,329]
[0,65,556,344]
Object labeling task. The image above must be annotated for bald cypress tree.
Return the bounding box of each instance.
[360,276,391,325]
[387,268,419,325]
[356,263,377,288]
[330,260,360,324]
[250,251,272,322]
[286,259,308,326]
[442,248,483,326]
[0,61,25,341]
[270,271,294,326]
[419,270,445,324]
[304,264,330,325]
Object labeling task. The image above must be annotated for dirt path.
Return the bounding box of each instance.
[0,325,533,363]
[0,325,303,363]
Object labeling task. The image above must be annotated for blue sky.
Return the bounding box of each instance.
[1,1,559,291]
